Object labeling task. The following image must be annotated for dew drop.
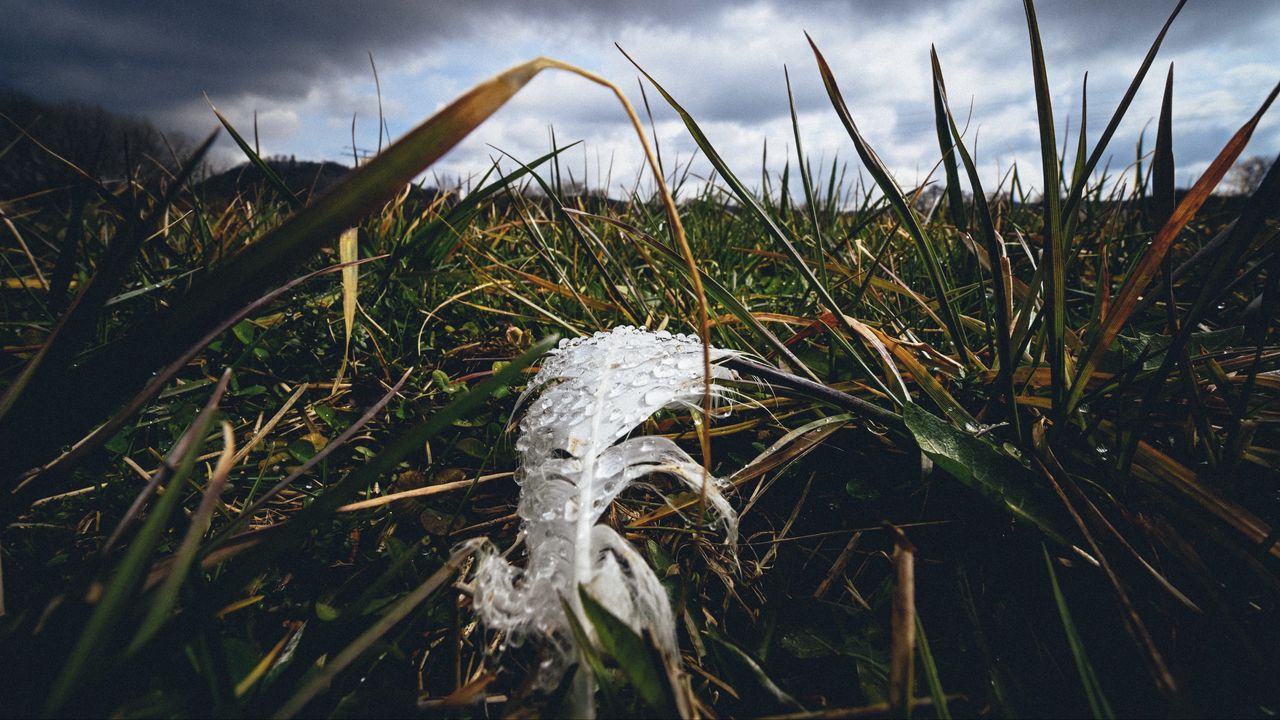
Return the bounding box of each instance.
[644,387,670,406]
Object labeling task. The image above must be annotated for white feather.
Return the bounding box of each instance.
[473,325,739,704]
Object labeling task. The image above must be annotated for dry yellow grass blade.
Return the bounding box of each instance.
[334,227,359,390]
[866,325,977,429]
[1130,440,1280,562]
[335,471,512,512]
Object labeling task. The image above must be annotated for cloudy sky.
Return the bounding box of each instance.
[3,1,1278,197]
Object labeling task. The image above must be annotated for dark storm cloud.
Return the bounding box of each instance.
[3,1,1273,121]
[0,0,729,113]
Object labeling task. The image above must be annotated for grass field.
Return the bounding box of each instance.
[2,2,1279,717]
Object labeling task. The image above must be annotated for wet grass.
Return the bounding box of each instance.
[1,2,1279,716]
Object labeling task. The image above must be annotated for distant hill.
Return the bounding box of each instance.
[194,157,353,206]
[192,158,470,217]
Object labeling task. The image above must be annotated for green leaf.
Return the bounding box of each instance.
[104,430,131,454]
[1061,0,1187,222]
[232,320,255,345]
[209,103,304,210]
[930,56,967,233]
[931,48,1020,440]
[288,439,317,462]
[577,586,679,717]
[903,403,1071,546]
[1023,0,1068,417]
[705,631,805,712]
[455,436,489,459]
[315,603,341,622]
[559,595,624,715]
[312,404,344,430]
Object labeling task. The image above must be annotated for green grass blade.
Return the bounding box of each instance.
[786,67,835,304]
[622,47,899,402]
[127,417,236,656]
[578,586,679,716]
[915,613,952,720]
[1068,75,1089,214]
[705,630,805,712]
[273,542,481,718]
[1152,66,1176,230]
[209,102,303,209]
[930,56,967,233]
[560,594,625,715]
[45,371,231,715]
[1062,0,1187,221]
[1043,546,1115,719]
[931,48,1021,440]
[806,34,970,364]
[1023,0,1068,419]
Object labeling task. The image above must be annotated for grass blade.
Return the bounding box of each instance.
[1068,79,1280,412]
[1043,547,1116,719]
[209,102,303,209]
[1151,65,1176,228]
[560,595,624,715]
[904,404,1072,546]
[916,613,952,720]
[45,370,231,715]
[786,67,836,299]
[1062,0,1187,221]
[578,586,680,717]
[334,226,359,387]
[2,58,564,480]
[807,34,971,364]
[931,59,967,233]
[273,541,482,718]
[622,46,899,402]
[931,48,1020,439]
[126,419,236,655]
[1023,0,1068,418]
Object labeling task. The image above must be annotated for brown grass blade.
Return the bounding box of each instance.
[1067,79,1280,413]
